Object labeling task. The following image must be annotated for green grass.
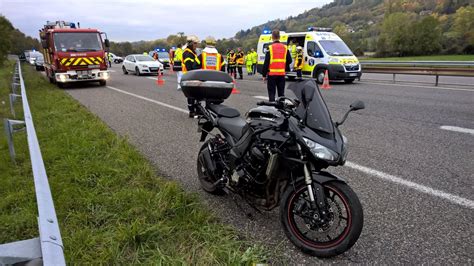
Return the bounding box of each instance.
[0,62,269,264]
[360,54,474,61]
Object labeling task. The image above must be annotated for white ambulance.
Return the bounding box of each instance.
[256,27,362,83]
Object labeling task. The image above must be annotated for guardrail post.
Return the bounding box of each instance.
[3,119,25,162]
[435,75,439,86]
[392,73,396,83]
[9,93,22,118]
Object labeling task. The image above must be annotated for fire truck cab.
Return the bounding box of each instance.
[40,21,110,87]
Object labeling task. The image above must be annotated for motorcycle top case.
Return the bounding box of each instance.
[180,70,234,100]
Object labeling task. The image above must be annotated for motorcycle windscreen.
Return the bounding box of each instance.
[288,80,334,134]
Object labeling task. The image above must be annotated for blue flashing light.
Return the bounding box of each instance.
[172,46,176,49]
[162,48,166,52]
[263,30,271,34]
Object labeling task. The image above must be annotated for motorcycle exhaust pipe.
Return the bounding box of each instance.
[199,145,217,174]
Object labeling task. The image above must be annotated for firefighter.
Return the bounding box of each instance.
[261,30,292,102]
[197,36,225,71]
[235,48,244,79]
[228,49,236,79]
[174,44,184,90]
[245,50,253,75]
[182,35,201,118]
[294,46,304,79]
[251,48,258,75]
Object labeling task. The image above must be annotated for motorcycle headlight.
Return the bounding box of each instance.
[303,137,338,162]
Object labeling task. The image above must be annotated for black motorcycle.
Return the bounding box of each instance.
[181,70,365,257]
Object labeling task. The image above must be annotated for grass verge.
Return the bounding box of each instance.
[360,54,474,61]
[0,62,268,264]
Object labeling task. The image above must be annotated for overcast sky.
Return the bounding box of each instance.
[1,0,331,42]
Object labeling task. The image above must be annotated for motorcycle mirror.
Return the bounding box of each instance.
[350,100,365,111]
[336,100,365,127]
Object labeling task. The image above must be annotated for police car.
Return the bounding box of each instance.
[257,27,362,84]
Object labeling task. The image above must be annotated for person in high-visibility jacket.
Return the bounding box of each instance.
[174,44,184,90]
[289,41,297,71]
[197,36,225,71]
[181,35,201,118]
[228,50,236,79]
[294,46,304,79]
[245,50,253,75]
[251,48,258,75]
[261,30,292,102]
[235,48,244,79]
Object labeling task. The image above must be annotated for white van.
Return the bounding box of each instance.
[257,28,362,83]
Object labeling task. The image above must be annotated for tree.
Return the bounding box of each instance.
[377,12,415,56]
[0,16,13,65]
[411,16,442,55]
[452,6,474,52]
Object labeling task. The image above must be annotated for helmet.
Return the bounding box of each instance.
[296,46,303,51]
[187,35,200,43]
[205,36,216,46]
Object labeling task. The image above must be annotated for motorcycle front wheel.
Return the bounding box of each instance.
[280,180,363,257]
[196,140,225,195]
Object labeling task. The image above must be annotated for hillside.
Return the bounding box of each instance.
[223,0,473,56]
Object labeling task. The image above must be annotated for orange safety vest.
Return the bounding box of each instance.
[268,43,287,76]
[201,52,223,71]
[182,48,200,73]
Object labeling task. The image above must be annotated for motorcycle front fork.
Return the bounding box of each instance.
[298,144,328,213]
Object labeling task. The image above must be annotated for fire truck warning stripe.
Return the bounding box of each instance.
[82,58,93,65]
[61,57,103,66]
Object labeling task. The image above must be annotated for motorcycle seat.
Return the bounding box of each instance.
[208,104,240,118]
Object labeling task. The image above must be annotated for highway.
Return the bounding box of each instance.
[63,67,473,264]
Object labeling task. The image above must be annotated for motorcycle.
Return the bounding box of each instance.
[180,70,365,257]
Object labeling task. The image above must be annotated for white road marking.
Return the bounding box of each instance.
[105,84,474,209]
[106,86,188,114]
[440,125,474,135]
[108,70,116,72]
[358,81,474,92]
[345,162,474,209]
[253,96,268,100]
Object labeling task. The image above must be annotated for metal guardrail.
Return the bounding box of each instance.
[0,61,66,265]
[360,61,474,86]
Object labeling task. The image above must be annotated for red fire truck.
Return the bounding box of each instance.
[39,21,110,87]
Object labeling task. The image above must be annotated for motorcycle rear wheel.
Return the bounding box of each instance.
[280,180,363,257]
[197,140,225,195]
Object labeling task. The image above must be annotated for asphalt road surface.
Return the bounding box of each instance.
[61,67,473,264]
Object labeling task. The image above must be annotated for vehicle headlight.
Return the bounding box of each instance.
[101,72,110,80]
[329,57,340,64]
[58,74,68,82]
[303,137,338,162]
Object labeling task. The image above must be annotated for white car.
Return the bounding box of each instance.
[109,52,123,63]
[122,54,164,76]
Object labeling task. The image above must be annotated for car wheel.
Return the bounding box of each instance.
[99,80,107,86]
[135,67,140,76]
[122,66,128,75]
[315,69,326,84]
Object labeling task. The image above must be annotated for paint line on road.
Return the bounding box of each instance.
[253,96,268,100]
[358,81,474,92]
[106,84,474,210]
[440,125,474,135]
[108,70,116,72]
[345,161,474,209]
[106,86,188,114]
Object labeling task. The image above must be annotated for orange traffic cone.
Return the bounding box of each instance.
[320,69,331,90]
[156,69,165,86]
[231,78,240,94]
